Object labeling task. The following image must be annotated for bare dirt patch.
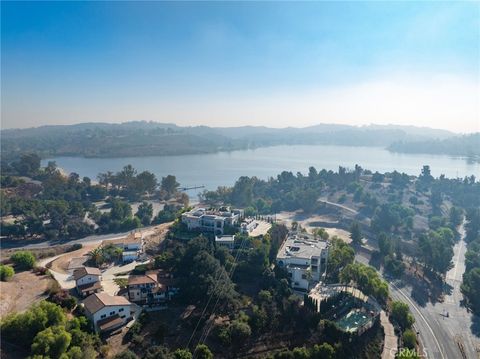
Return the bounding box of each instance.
[144,222,174,254]
[49,243,98,274]
[276,211,339,232]
[0,271,54,318]
[324,227,352,243]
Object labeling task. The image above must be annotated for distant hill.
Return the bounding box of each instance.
[388,133,480,161]
[0,121,459,161]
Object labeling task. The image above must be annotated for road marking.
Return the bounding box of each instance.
[390,283,445,359]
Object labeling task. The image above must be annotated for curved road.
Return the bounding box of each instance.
[354,218,479,358]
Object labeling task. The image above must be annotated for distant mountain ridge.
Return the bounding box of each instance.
[1,121,470,161]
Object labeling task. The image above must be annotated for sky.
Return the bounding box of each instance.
[1,1,479,133]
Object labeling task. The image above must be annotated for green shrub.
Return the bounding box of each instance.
[11,250,36,270]
[0,265,15,281]
[402,329,417,349]
[67,243,83,252]
[391,301,414,330]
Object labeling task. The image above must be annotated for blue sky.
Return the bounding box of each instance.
[2,1,479,132]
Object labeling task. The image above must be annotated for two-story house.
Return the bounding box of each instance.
[126,270,177,306]
[73,266,102,297]
[106,232,144,263]
[82,292,132,333]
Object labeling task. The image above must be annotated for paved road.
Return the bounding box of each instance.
[1,225,158,250]
[318,198,359,215]
[355,220,479,358]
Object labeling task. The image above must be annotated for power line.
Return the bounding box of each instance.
[192,235,249,357]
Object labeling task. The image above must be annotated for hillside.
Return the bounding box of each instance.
[388,133,480,161]
[1,121,457,160]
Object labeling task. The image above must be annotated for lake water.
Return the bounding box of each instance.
[43,145,480,196]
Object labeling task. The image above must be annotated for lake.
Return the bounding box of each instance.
[43,145,480,196]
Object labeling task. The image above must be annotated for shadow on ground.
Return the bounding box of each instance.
[471,314,480,337]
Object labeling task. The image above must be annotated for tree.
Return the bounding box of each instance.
[1,301,66,347]
[378,233,393,256]
[110,199,132,221]
[136,201,153,226]
[349,222,362,245]
[114,350,138,359]
[161,175,179,199]
[327,237,355,281]
[0,265,15,281]
[449,206,463,229]
[173,349,193,359]
[179,250,236,306]
[419,165,433,183]
[311,343,335,358]
[194,345,213,359]
[11,250,36,270]
[13,153,41,176]
[230,176,254,207]
[31,325,72,358]
[391,301,414,330]
[136,171,157,194]
[402,329,417,349]
[461,268,480,313]
[340,263,389,302]
[418,230,453,275]
[88,247,105,267]
[229,319,251,345]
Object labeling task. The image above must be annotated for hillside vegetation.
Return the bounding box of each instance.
[389,133,480,161]
[1,121,456,161]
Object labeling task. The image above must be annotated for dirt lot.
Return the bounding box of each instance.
[144,222,174,254]
[276,211,339,232]
[49,243,98,274]
[0,271,54,318]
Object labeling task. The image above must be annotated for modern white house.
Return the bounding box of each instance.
[215,235,235,250]
[181,207,243,235]
[276,233,329,291]
[73,267,102,297]
[82,293,132,333]
[127,270,177,307]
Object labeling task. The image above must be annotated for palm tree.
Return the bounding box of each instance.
[88,247,104,267]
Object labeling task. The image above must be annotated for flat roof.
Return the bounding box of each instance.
[277,233,328,260]
[215,235,235,242]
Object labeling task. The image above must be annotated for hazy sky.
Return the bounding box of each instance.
[2,1,479,133]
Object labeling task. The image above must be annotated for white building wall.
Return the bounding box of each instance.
[123,253,138,262]
[91,304,131,328]
[76,275,100,287]
[125,243,142,251]
[290,268,310,290]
